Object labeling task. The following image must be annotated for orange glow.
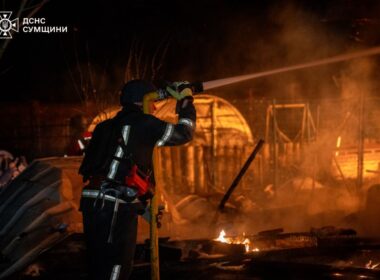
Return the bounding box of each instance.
[214,230,259,253]
[215,229,227,242]
[333,146,380,179]
[365,260,380,269]
[160,194,169,212]
[335,136,341,156]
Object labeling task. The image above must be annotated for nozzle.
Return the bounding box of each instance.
[155,81,204,101]
[177,81,204,93]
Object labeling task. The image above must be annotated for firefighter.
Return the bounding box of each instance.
[66,114,92,156]
[79,79,196,280]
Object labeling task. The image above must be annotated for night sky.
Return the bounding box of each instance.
[1,0,380,103]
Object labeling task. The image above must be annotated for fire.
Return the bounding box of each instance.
[215,230,227,242]
[160,194,169,212]
[335,136,342,156]
[365,260,380,269]
[214,230,259,253]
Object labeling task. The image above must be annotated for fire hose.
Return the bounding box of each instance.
[142,82,204,280]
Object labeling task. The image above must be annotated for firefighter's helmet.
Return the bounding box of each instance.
[120,80,157,106]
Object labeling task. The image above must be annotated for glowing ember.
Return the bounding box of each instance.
[215,230,227,242]
[160,194,169,212]
[365,260,380,269]
[214,230,259,253]
[335,136,342,156]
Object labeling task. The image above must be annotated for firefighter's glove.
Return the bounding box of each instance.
[166,81,193,100]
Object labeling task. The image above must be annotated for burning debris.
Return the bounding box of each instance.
[214,230,259,253]
[366,260,380,270]
[6,225,380,279]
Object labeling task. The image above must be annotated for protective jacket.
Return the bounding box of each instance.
[79,98,196,195]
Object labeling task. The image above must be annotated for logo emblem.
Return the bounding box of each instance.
[0,11,19,39]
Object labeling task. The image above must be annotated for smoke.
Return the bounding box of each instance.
[60,2,380,239]
[185,2,347,101]
[162,2,380,239]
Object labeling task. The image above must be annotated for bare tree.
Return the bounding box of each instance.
[66,36,171,119]
[124,37,170,82]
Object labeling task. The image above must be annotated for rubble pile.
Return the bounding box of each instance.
[0,151,27,188]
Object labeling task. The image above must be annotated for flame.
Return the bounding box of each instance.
[160,194,169,212]
[215,230,227,242]
[366,260,380,269]
[214,230,259,253]
[335,136,342,156]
